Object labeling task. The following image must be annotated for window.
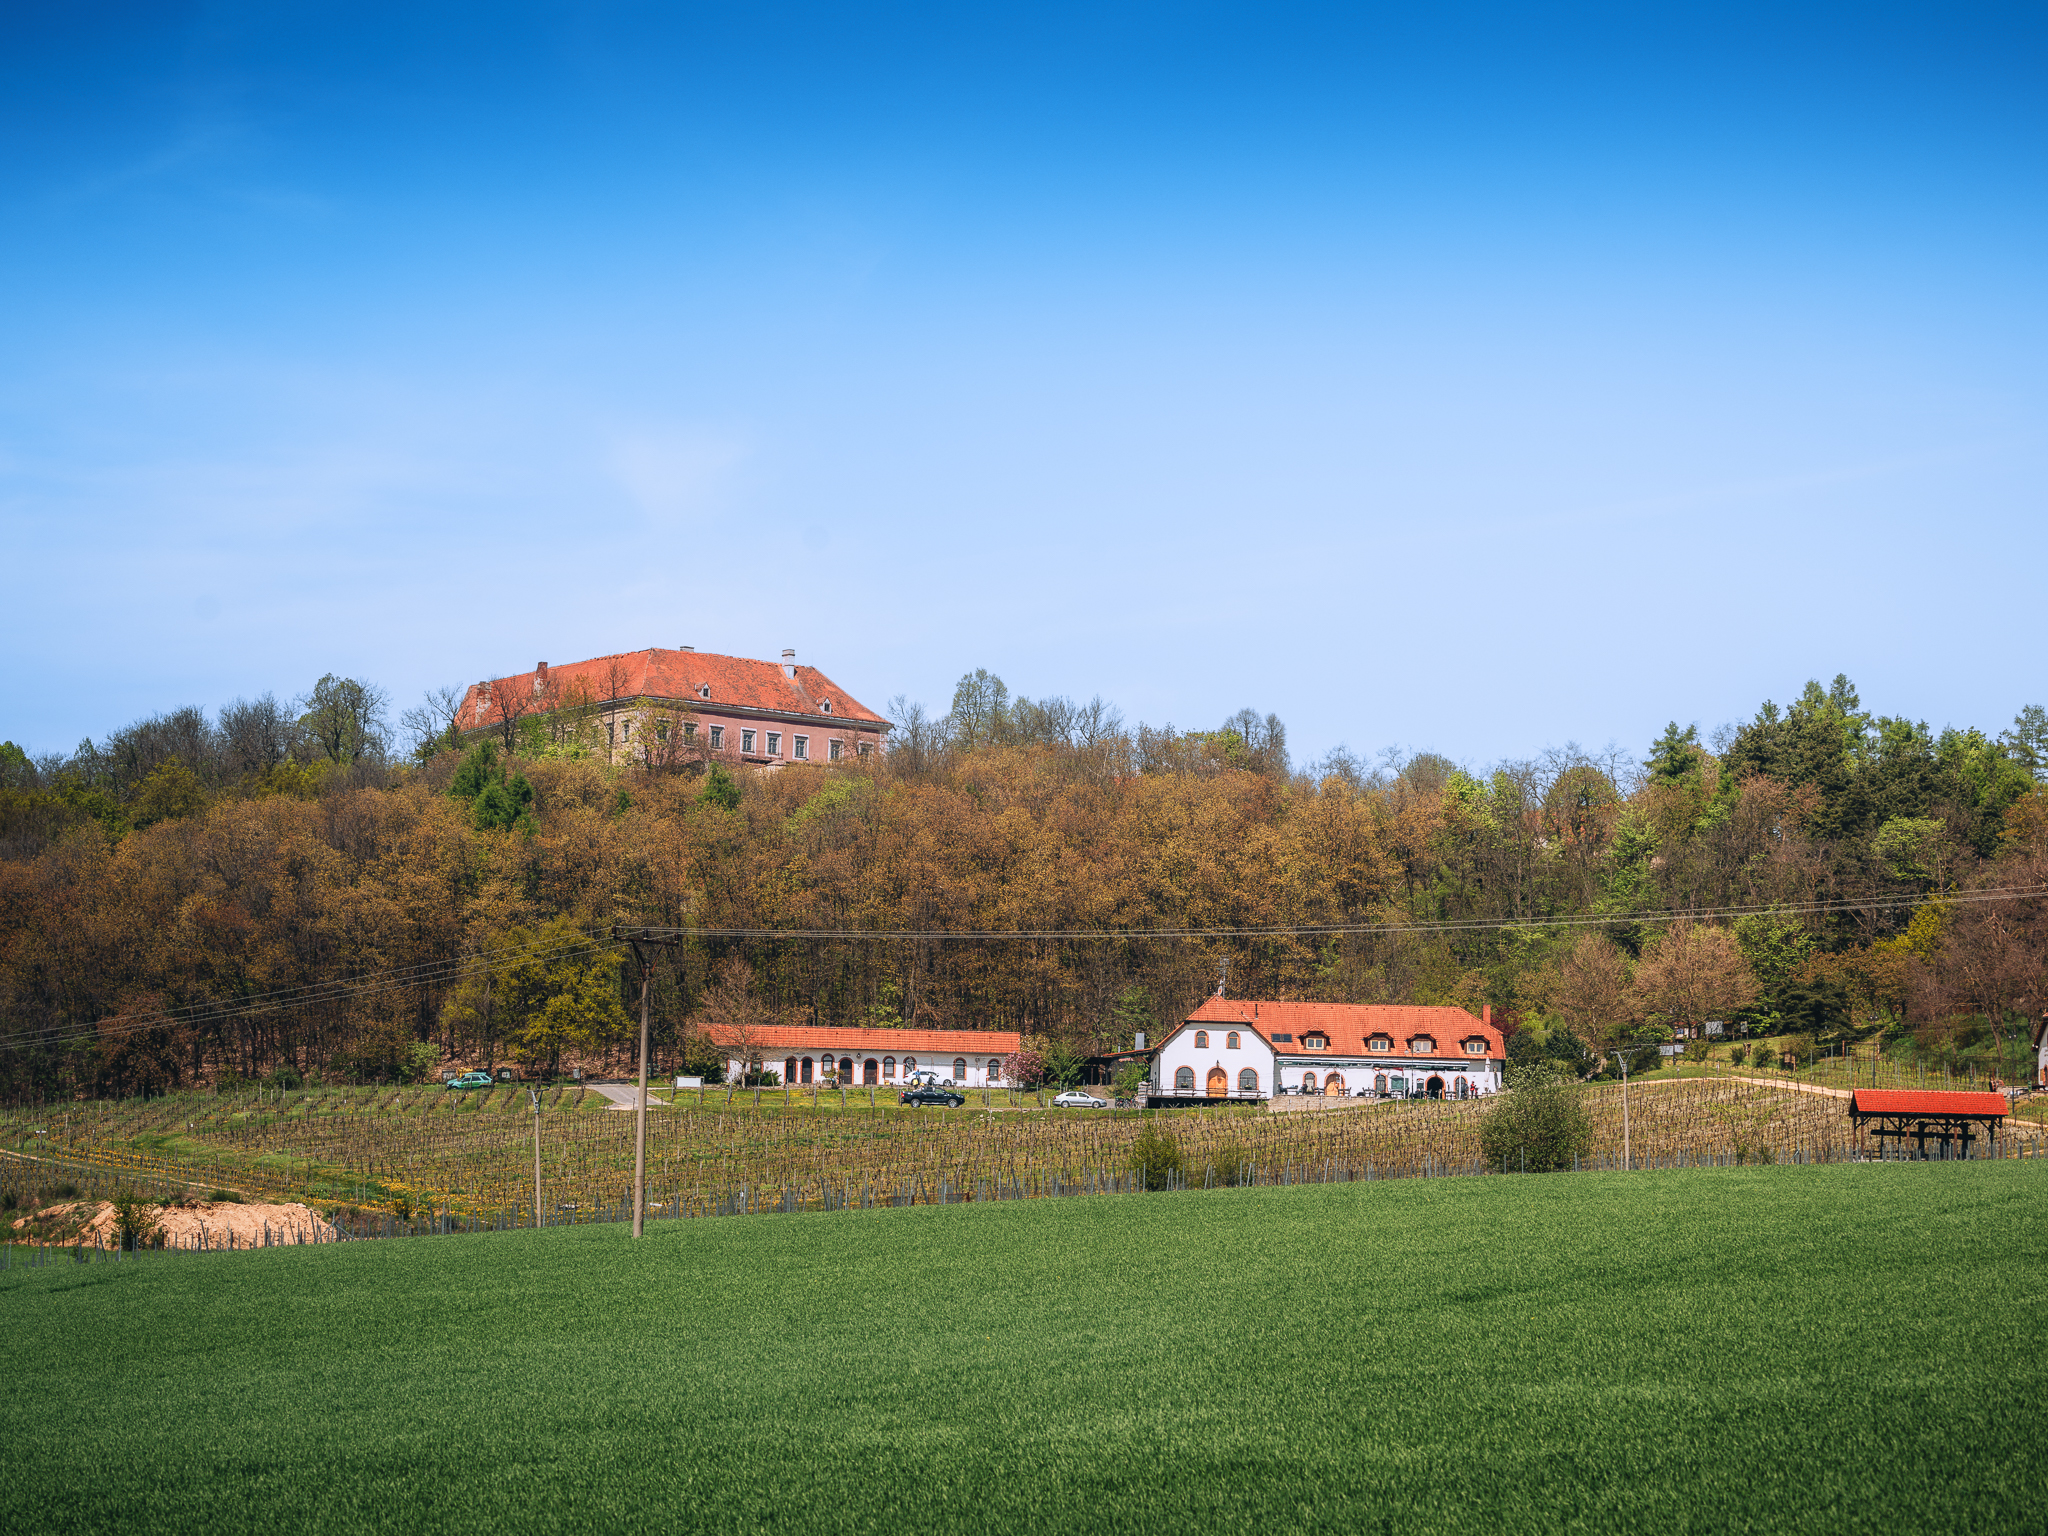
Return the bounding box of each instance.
[1174,1066,1195,1092]
[621,721,632,741]
[1304,1034,1328,1050]
[794,735,809,760]
[829,739,842,761]
[1408,1036,1436,1054]
[953,1058,966,1080]
[684,721,697,739]
[1368,1035,1392,1052]
[1389,1074,1406,1096]
[903,1057,917,1074]
[656,720,669,743]
[858,742,871,758]
[607,722,616,746]
[1271,1033,1294,1043]
[1374,1073,1387,1095]
[742,729,755,753]
[1194,1030,1209,1048]
[821,699,832,714]
[883,1056,896,1079]
[1238,1067,1259,1092]
[698,684,711,699]
[767,732,780,755]
[1464,1038,1486,1055]
[710,725,724,749]
[1226,1031,1240,1049]
[1302,1071,1318,1092]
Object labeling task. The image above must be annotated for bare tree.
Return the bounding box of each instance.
[219,693,300,779]
[1631,922,1759,1035]
[1537,931,1635,1065]
[398,685,466,762]
[695,956,772,1091]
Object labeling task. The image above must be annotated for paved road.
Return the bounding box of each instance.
[584,1080,667,1111]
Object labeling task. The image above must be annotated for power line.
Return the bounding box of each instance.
[10,883,2045,1055]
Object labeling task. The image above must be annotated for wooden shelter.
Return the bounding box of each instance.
[1848,1089,2008,1159]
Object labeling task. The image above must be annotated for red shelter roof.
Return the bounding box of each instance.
[1849,1089,2008,1118]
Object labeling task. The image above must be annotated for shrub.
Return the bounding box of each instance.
[1729,1044,1749,1067]
[112,1193,161,1250]
[1130,1120,1183,1191]
[1480,1078,1593,1173]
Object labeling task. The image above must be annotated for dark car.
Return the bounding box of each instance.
[900,1085,966,1108]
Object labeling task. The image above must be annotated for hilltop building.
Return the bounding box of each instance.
[455,646,890,768]
[703,1025,1023,1088]
[1148,998,1506,1103]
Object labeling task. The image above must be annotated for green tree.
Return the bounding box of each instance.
[128,763,209,829]
[441,920,629,1074]
[700,764,742,812]
[1479,1073,1593,1172]
[299,675,389,765]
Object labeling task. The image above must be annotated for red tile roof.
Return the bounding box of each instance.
[1180,999,1504,1058]
[459,648,890,730]
[1849,1089,2008,1118]
[704,1025,1022,1056]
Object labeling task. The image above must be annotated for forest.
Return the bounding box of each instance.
[1,667,2044,1101]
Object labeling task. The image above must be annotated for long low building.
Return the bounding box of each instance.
[1149,998,1506,1102]
[704,1025,1023,1088]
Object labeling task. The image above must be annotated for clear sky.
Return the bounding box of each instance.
[3,2,2043,768]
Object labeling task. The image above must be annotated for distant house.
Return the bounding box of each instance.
[455,646,889,768]
[703,1025,1024,1088]
[1148,998,1506,1103]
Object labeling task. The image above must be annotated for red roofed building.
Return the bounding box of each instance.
[1149,997,1506,1103]
[1847,1088,2009,1158]
[456,646,890,769]
[703,1024,1023,1089]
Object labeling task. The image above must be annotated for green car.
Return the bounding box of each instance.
[445,1071,493,1091]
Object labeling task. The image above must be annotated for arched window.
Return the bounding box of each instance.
[1238,1067,1259,1092]
[800,1056,814,1084]
[1374,1073,1387,1095]
[953,1058,966,1080]
[904,1057,917,1074]
[785,1057,798,1083]
[1226,1032,1240,1049]
[863,1058,878,1084]
[987,1058,1001,1079]
[883,1057,896,1079]
[1302,1071,1318,1092]
[1194,1030,1209,1048]
[1174,1065,1195,1092]
[1455,1076,1469,1099]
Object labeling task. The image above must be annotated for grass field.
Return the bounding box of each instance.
[5,1161,2043,1535]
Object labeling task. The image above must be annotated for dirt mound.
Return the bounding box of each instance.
[10,1199,338,1250]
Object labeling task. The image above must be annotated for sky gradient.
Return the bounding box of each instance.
[3,2,2043,767]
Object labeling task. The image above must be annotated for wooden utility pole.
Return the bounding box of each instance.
[631,938,651,1239]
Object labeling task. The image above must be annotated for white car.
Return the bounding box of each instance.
[1051,1091,1109,1109]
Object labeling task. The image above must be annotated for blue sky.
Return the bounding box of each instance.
[3,2,2043,767]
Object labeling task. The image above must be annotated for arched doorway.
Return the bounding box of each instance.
[1426,1075,1445,1099]
[800,1057,814,1084]
[1324,1074,1346,1097]
[863,1058,879,1084]
[1207,1066,1228,1097]
[1301,1071,1318,1094]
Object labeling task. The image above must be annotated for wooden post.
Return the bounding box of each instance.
[530,1088,542,1227]
[632,941,650,1239]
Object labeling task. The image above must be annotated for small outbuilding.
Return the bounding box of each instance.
[1847,1089,2008,1159]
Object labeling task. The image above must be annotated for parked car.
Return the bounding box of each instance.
[900,1085,966,1108]
[444,1071,493,1091]
[1052,1091,1109,1109]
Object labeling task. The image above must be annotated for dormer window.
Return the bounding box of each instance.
[1367,1034,1392,1053]
[1303,1034,1328,1050]
[1408,1036,1436,1054]
[822,699,832,714]
[1463,1038,1487,1056]
[698,684,711,700]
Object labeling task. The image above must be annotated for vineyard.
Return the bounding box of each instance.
[8,1073,2045,1241]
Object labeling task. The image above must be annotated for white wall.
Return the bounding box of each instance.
[1273,1058,1501,1098]
[733,1050,1012,1088]
[1155,1025,1274,1098]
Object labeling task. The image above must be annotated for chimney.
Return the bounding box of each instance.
[1482,1004,1492,1027]
[781,648,797,679]
[1134,1031,1147,1050]
[680,645,694,652]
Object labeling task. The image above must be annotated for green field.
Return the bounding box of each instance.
[5,1162,2043,1535]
